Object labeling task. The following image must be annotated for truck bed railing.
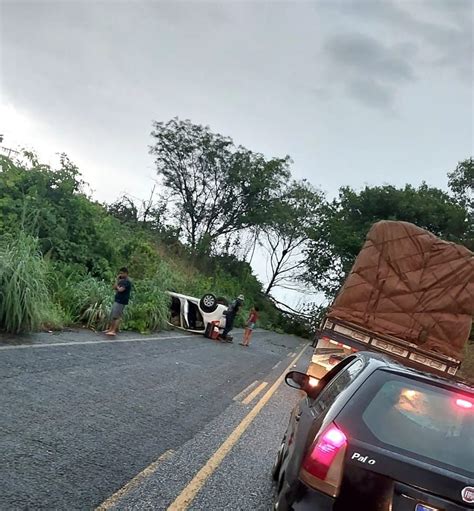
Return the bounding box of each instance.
[320,318,460,376]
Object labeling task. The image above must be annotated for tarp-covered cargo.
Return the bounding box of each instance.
[327,221,474,361]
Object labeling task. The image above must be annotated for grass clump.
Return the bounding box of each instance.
[0,234,53,333]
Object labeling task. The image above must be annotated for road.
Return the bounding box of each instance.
[0,328,310,510]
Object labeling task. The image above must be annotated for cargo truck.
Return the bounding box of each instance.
[308,221,474,379]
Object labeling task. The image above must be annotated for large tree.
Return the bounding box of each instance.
[150,118,290,252]
[303,182,472,298]
[260,180,323,296]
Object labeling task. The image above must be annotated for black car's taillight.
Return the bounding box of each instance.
[300,423,347,497]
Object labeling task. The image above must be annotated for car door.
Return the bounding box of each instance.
[283,356,362,485]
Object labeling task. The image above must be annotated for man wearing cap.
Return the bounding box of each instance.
[220,294,244,342]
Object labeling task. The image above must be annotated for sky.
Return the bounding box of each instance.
[0,0,473,305]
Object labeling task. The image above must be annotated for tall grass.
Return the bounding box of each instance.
[0,234,52,333]
[49,265,112,330]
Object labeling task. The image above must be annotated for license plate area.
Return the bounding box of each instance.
[416,504,439,511]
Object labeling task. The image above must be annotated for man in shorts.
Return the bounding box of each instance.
[106,267,132,337]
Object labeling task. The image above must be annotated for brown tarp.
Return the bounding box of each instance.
[327,221,474,360]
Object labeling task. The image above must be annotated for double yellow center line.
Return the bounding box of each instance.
[95,343,307,511]
[167,343,308,510]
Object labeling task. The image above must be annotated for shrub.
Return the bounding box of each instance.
[122,278,170,333]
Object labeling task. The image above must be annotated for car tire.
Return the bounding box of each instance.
[273,478,290,511]
[272,439,285,481]
[200,293,218,313]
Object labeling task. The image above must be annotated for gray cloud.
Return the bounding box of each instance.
[342,0,473,79]
[325,33,415,82]
[317,0,472,109]
[347,78,394,109]
[323,33,416,108]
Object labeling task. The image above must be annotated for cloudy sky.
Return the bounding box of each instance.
[1,0,473,303]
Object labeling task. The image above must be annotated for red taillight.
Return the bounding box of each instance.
[300,423,347,497]
[456,398,473,409]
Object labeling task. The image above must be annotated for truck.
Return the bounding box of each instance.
[308,221,474,379]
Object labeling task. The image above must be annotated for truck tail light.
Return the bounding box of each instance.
[300,423,347,497]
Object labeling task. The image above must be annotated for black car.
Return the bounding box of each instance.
[272,352,474,511]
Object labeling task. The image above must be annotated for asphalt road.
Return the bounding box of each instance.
[0,328,310,510]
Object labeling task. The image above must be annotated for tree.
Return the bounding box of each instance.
[303,183,472,299]
[260,180,323,296]
[149,118,291,252]
[108,186,167,231]
[448,157,473,211]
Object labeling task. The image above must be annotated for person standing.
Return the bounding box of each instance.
[105,267,132,337]
[240,306,259,347]
[220,294,244,342]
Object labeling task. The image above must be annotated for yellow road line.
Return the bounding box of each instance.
[167,343,308,511]
[96,449,174,510]
[233,380,260,402]
[241,381,268,405]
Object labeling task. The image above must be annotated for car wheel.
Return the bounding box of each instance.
[200,293,218,313]
[272,439,285,481]
[273,476,290,511]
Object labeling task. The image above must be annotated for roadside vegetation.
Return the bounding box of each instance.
[0,121,472,353]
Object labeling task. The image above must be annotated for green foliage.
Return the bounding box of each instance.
[1,139,470,343]
[304,183,472,298]
[122,279,170,333]
[448,157,473,210]
[0,153,121,279]
[48,265,112,329]
[448,157,473,252]
[0,233,54,333]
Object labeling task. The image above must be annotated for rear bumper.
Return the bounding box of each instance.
[283,480,335,511]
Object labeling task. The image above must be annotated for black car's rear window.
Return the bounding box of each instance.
[341,370,474,475]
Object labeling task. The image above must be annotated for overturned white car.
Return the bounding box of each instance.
[166,291,228,335]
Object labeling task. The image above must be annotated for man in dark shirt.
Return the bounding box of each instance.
[219,294,244,342]
[105,267,132,337]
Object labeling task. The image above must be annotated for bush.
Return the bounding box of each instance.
[122,278,170,333]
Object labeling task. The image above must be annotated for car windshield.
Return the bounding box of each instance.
[353,372,474,474]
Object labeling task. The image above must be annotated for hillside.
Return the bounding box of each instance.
[0,153,300,336]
